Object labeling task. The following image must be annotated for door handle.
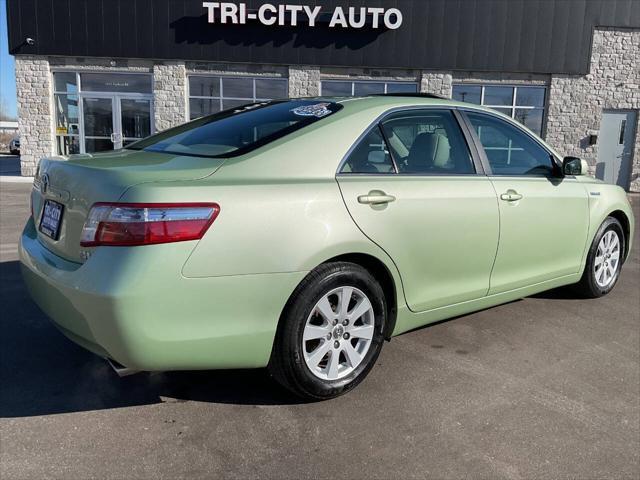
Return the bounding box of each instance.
[358,191,396,205]
[500,190,523,202]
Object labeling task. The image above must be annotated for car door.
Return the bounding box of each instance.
[337,108,500,312]
[463,110,590,294]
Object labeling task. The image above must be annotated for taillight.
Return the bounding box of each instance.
[80,203,220,247]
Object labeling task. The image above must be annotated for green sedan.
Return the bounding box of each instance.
[20,95,634,400]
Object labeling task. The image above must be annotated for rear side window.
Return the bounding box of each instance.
[466,112,556,176]
[128,101,342,158]
[381,110,475,175]
[340,126,395,174]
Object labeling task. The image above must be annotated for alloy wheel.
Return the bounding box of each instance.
[302,286,375,381]
[594,230,621,288]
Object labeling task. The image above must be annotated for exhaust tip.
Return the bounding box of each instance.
[106,358,141,377]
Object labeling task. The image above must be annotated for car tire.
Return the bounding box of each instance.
[269,262,387,400]
[573,217,625,298]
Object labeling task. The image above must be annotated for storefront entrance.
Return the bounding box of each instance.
[81,95,152,153]
[53,72,154,155]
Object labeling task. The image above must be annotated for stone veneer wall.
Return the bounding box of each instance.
[153,62,187,132]
[545,28,640,191]
[420,71,453,98]
[15,56,53,176]
[289,66,320,97]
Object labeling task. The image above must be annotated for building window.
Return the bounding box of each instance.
[53,72,81,155]
[188,76,288,120]
[320,80,419,97]
[452,84,547,136]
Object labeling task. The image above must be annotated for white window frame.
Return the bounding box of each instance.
[452,83,547,136]
[319,80,420,96]
[187,75,288,119]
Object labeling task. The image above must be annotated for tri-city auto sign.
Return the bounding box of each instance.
[202,2,404,29]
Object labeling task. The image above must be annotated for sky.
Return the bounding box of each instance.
[0,0,17,120]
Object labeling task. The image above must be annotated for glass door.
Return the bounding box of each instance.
[82,96,115,153]
[119,97,152,148]
[80,95,153,153]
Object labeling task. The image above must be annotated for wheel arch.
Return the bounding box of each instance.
[277,252,401,343]
[607,209,631,263]
[321,253,398,340]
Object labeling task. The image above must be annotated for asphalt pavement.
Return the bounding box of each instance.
[1,180,638,479]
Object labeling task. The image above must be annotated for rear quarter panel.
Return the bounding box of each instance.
[118,112,408,314]
[121,178,402,280]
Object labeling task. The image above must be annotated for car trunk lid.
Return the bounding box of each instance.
[32,149,225,263]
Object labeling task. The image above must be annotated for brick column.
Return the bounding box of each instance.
[420,71,453,98]
[288,66,321,97]
[153,62,187,133]
[15,56,53,176]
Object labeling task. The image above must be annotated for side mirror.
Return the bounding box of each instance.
[563,156,589,176]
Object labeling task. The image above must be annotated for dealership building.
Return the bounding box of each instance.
[6,0,640,191]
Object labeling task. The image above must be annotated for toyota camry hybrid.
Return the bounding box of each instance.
[20,95,634,400]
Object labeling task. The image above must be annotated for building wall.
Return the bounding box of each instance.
[13,28,640,190]
[545,28,640,191]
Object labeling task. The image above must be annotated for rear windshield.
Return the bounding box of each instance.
[127,100,342,158]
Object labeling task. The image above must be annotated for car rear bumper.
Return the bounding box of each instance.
[19,218,306,371]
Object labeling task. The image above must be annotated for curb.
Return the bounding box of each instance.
[0,176,34,183]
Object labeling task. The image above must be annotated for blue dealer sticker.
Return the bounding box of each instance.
[291,103,333,118]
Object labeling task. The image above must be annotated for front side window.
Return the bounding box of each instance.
[466,112,556,176]
[381,110,475,175]
[128,100,342,158]
[188,76,288,120]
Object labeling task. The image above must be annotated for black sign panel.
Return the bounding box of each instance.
[6,0,640,75]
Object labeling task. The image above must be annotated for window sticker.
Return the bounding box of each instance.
[291,103,333,118]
